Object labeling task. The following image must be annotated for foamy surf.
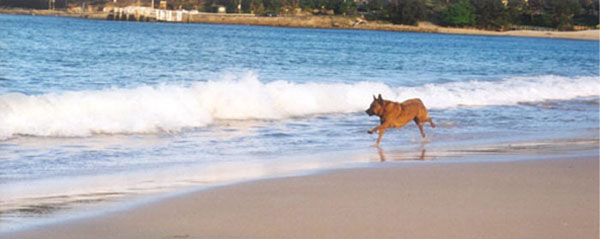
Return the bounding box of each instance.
[1,74,598,139]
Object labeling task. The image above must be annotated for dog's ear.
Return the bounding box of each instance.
[377,94,383,104]
[373,95,377,101]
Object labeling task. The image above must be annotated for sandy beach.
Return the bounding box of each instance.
[7,154,598,239]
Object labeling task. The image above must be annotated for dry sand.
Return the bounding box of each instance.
[7,156,598,239]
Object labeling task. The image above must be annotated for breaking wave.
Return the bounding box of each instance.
[1,73,598,139]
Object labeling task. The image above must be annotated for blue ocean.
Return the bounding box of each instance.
[1,14,598,232]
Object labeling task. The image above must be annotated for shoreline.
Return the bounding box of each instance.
[1,136,598,234]
[1,8,598,41]
[0,137,599,239]
[6,155,598,239]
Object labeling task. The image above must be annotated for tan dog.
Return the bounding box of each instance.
[365,94,435,146]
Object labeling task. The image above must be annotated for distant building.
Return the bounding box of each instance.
[213,5,226,13]
[502,0,529,6]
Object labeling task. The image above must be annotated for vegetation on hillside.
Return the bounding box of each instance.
[1,0,598,30]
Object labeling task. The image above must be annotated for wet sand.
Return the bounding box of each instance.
[7,155,598,239]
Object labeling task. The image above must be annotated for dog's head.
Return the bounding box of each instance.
[365,94,384,116]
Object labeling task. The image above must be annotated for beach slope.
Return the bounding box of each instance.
[8,156,598,239]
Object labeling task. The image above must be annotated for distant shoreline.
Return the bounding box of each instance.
[1,8,598,41]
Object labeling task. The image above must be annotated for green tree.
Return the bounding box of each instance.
[524,0,552,27]
[471,0,509,30]
[1,0,69,9]
[440,0,475,26]
[263,0,282,12]
[422,0,445,24]
[389,0,425,25]
[506,0,528,25]
[250,0,265,14]
[365,0,387,20]
[573,0,599,26]
[547,0,582,29]
[337,0,357,15]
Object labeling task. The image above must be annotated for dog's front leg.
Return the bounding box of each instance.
[374,126,387,146]
[368,124,388,147]
[368,125,381,134]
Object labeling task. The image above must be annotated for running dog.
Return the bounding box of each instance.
[365,94,435,146]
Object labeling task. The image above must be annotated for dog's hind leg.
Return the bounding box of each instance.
[414,119,426,138]
[417,110,435,129]
[427,118,435,128]
[418,124,426,138]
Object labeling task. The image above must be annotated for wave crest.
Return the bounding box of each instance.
[1,74,598,139]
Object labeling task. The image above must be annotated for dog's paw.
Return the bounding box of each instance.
[367,130,374,134]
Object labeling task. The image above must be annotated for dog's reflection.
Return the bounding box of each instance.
[377,147,427,162]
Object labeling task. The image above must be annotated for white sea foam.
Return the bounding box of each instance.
[1,73,598,139]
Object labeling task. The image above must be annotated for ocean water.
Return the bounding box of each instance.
[1,14,599,232]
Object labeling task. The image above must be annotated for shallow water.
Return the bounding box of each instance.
[0,14,599,232]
